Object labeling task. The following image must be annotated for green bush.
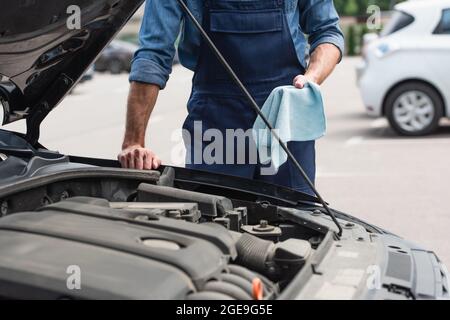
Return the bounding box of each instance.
[344,0,359,16]
[347,25,357,56]
[344,23,376,56]
[335,0,405,16]
[359,24,369,49]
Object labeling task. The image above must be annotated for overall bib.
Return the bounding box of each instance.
[183,0,316,194]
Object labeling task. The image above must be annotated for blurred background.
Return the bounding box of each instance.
[3,0,450,266]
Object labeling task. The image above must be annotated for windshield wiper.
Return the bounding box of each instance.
[176,0,343,237]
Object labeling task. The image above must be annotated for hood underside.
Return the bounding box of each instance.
[0,0,143,137]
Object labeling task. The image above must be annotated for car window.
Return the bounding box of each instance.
[381,10,415,37]
[434,9,450,34]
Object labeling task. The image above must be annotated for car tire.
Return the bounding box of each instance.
[385,82,443,136]
[109,59,123,75]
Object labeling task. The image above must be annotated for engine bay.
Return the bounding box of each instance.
[0,162,332,300]
[1,144,444,301]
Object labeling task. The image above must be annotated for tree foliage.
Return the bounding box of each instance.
[334,0,405,16]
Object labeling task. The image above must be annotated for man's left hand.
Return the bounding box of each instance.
[293,74,317,89]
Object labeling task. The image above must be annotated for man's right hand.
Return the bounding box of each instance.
[120,82,161,170]
[118,145,162,170]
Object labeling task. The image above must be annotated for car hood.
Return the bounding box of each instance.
[0,0,143,144]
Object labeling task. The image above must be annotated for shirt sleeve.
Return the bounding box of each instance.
[129,0,183,89]
[299,0,345,62]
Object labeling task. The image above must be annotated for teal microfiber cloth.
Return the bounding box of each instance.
[252,83,326,170]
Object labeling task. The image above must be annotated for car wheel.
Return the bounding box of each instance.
[109,59,123,75]
[385,82,443,136]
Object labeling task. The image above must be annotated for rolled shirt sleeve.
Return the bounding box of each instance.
[129,0,183,89]
[299,0,345,62]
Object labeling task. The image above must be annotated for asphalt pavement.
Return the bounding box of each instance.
[4,57,450,267]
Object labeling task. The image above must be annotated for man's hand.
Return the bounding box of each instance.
[120,82,161,170]
[293,74,317,89]
[293,43,341,89]
[118,145,161,170]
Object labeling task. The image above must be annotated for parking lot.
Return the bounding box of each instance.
[5,57,450,266]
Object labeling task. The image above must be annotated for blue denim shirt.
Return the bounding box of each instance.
[130,0,344,89]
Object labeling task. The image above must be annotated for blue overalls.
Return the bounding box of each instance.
[183,0,316,194]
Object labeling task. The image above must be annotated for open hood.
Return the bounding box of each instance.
[0,0,143,145]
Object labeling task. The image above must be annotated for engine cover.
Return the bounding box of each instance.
[0,197,237,299]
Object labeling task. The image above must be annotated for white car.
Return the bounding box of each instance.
[357,0,450,136]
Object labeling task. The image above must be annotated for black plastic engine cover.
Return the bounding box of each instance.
[0,197,236,299]
[137,183,234,217]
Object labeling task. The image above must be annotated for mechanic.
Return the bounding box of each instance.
[119,0,344,194]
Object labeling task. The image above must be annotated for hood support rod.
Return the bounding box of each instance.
[176,0,342,237]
